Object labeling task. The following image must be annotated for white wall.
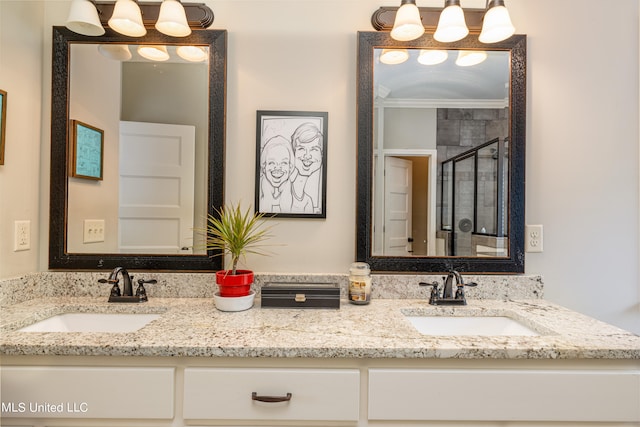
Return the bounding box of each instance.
[67,44,121,253]
[0,1,44,278]
[0,0,638,333]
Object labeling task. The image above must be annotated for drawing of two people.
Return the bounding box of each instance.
[259,122,323,214]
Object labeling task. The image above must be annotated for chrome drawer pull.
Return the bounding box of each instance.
[251,392,293,403]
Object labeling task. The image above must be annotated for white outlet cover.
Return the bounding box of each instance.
[525,224,543,253]
[14,220,31,251]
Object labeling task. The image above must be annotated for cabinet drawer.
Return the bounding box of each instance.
[1,366,174,419]
[183,368,360,421]
[369,369,640,422]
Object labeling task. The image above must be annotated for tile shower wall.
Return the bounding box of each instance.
[436,107,509,251]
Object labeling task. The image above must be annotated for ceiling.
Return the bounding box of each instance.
[374,48,510,102]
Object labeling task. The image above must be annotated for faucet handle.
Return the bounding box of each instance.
[419,281,441,304]
[419,281,439,289]
[99,278,121,297]
[135,279,157,302]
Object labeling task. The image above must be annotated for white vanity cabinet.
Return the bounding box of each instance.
[183,368,360,422]
[369,368,640,423]
[2,358,639,427]
[0,366,175,419]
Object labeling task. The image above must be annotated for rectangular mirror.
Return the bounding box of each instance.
[356,32,526,273]
[49,27,226,270]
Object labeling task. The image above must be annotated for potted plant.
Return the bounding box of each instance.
[203,203,274,300]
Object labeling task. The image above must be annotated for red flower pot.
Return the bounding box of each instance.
[216,270,254,297]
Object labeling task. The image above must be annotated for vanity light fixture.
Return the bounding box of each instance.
[137,45,170,61]
[390,0,425,41]
[374,0,515,44]
[455,50,487,67]
[176,45,208,62]
[417,49,448,65]
[379,49,410,65]
[64,1,214,38]
[433,0,468,43]
[98,44,132,61]
[65,0,106,36]
[108,0,146,37]
[478,0,515,44]
[156,0,191,37]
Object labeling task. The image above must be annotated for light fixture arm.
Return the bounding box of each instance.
[486,0,506,8]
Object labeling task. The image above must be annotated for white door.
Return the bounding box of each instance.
[384,156,412,255]
[118,121,195,254]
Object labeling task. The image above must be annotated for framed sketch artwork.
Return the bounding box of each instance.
[70,119,104,180]
[255,110,328,218]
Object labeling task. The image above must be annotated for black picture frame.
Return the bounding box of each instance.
[255,110,328,218]
[70,119,104,180]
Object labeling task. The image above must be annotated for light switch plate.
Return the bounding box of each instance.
[525,224,543,253]
[83,219,105,243]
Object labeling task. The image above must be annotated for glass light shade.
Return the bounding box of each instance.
[98,44,132,61]
[176,46,208,62]
[390,1,425,42]
[455,50,487,67]
[479,5,515,43]
[108,0,146,37]
[156,0,191,37]
[434,3,468,43]
[137,45,170,61]
[66,0,105,36]
[379,49,409,65]
[417,49,448,65]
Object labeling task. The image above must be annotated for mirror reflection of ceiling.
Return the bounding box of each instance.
[97,44,210,64]
[374,49,510,101]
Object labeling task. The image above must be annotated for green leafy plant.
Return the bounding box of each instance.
[202,203,274,275]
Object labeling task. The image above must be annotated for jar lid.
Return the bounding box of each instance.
[349,262,370,275]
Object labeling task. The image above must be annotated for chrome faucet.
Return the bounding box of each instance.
[419,270,477,305]
[99,267,156,303]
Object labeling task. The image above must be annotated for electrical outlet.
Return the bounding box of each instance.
[525,224,543,253]
[83,219,105,243]
[14,220,31,251]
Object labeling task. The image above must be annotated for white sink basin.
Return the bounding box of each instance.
[18,313,161,333]
[406,315,540,336]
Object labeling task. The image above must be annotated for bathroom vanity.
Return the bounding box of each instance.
[1,277,639,427]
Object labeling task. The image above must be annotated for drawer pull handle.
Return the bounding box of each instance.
[251,392,293,403]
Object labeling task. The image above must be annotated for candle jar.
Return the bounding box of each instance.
[348,262,371,305]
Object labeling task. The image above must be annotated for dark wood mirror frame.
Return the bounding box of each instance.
[356,31,526,273]
[49,26,226,271]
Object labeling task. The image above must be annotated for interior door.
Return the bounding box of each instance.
[383,156,412,255]
[118,121,195,254]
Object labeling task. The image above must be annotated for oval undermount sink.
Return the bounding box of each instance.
[405,315,540,336]
[18,313,161,333]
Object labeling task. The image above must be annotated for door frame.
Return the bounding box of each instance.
[373,149,438,257]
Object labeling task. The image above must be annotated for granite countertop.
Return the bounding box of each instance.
[1,297,639,359]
